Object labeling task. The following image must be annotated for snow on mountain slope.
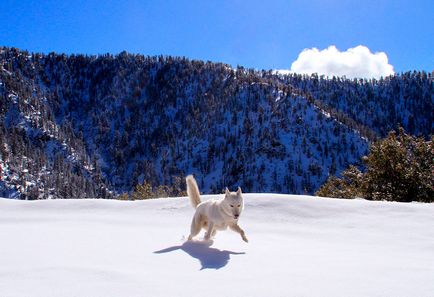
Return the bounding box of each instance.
[0,48,372,198]
[1,195,433,297]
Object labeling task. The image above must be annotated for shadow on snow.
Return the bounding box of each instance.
[154,240,245,270]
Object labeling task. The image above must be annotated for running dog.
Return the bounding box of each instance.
[186,175,248,242]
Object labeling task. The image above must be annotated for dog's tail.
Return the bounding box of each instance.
[186,175,201,208]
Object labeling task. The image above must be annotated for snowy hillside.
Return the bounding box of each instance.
[0,47,370,198]
[1,47,432,199]
[1,194,433,297]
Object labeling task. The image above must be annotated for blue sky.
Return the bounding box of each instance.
[1,0,433,73]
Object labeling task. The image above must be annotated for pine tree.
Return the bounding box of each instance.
[131,181,154,200]
[363,128,433,202]
[316,128,433,202]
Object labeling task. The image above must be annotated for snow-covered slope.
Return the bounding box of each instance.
[2,48,432,199]
[1,195,433,297]
[0,48,370,198]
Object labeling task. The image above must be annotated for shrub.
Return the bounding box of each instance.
[123,176,188,200]
[316,165,363,199]
[316,128,433,202]
[130,181,154,200]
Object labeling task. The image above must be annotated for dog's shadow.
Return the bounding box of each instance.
[154,240,245,270]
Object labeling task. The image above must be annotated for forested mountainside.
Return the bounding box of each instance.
[0,47,432,199]
[271,71,433,138]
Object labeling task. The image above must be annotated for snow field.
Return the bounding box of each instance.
[1,194,433,297]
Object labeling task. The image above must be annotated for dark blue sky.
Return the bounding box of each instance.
[1,0,433,72]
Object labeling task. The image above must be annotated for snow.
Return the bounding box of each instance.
[1,194,433,297]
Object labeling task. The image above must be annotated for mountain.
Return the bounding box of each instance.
[272,71,433,138]
[0,47,432,199]
[1,195,434,297]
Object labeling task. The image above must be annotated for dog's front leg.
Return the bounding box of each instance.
[204,222,214,240]
[230,224,248,242]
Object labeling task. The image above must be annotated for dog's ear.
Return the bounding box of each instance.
[237,187,242,195]
[225,187,230,195]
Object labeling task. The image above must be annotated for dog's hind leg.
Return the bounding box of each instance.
[188,214,201,240]
[204,222,214,240]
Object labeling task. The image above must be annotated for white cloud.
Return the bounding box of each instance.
[284,45,394,79]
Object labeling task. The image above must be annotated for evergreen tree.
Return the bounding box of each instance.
[363,128,433,202]
[130,181,153,200]
[316,129,433,202]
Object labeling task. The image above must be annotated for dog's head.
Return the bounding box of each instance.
[223,187,244,220]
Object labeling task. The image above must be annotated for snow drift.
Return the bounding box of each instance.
[1,194,433,297]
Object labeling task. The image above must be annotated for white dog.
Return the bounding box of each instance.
[186,175,248,242]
